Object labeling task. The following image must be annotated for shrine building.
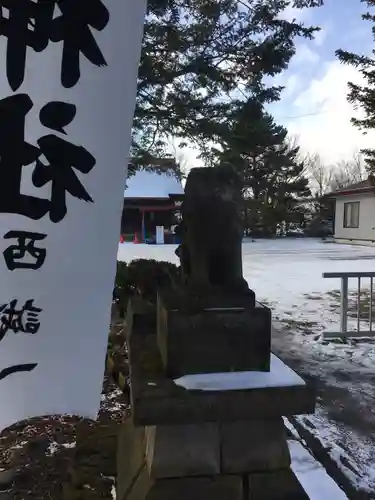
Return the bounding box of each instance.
[121,167,184,243]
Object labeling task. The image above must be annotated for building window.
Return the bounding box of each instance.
[343,201,360,228]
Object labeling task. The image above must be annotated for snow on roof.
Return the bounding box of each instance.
[124,170,184,199]
[336,179,372,192]
[331,177,375,197]
[323,177,375,199]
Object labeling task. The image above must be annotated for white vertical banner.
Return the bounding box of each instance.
[0,0,147,432]
[156,226,165,245]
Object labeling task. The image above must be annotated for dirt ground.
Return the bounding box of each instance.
[0,312,128,500]
[272,326,375,437]
[0,376,129,499]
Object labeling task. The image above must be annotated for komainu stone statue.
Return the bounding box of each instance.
[175,163,249,294]
[120,166,313,500]
[154,162,271,377]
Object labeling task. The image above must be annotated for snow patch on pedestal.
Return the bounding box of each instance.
[173,354,304,391]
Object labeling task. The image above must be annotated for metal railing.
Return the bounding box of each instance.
[322,271,375,339]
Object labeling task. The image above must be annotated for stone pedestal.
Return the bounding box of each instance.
[221,419,291,473]
[128,469,244,500]
[157,290,271,377]
[117,311,315,500]
[248,469,310,500]
[145,423,220,478]
[125,299,156,341]
[127,319,314,426]
[117,418,309,500]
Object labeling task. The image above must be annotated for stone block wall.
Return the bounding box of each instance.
[117,418,309,500]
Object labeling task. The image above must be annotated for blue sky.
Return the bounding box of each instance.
[268,0,375,164]
[182,0,375,169]
[312,0,372,56]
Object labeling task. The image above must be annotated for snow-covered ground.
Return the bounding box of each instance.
[295,408,375,495]
[117,238,375,495]
[118,237,375,361]
[118,238,375,316]
[289,438,348,500]
[117,237,375,345]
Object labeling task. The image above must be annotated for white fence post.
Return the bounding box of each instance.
[322,272,375,339]
[340,276,348,335]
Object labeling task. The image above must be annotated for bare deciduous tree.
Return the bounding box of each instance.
[307,150,367,196]
[330,150,366,191]
[306,152,333,197]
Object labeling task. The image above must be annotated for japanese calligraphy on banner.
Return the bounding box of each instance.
[0,0,146,432]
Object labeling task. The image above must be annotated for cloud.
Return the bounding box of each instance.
[282,74,302,98]
[278,5,311,22]
[268,44,318,93]
[313,27,328,46]
[283,60,375,164]
[291,44,320,66]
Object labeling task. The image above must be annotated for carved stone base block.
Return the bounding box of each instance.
[221,418,291,473]
[117,419,145,500]
[145,423,220,478]
[248,469,310,500]
[128,468,243,500]
[116,419,310,500]
[125,299,156,341]
[128,323,315,427]
[157,292,271,377]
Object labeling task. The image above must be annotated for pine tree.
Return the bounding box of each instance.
[211,99,310,235]
[134,0,323,162]
[336,0,375,173]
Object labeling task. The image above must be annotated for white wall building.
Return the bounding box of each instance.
[332,179,375,246]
